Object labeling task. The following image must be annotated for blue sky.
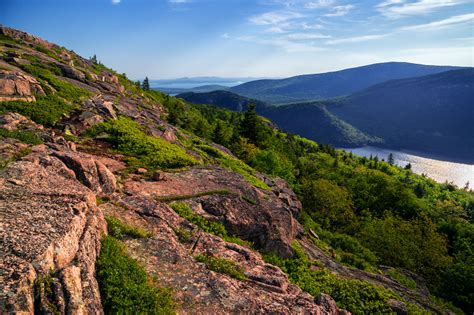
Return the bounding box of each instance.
[1,0,473,79]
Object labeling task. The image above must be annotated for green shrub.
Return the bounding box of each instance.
[388,268,417,290]
[0,128,43,144]
[96,236,175,314]
[155,189,232,202]
[195,254,247,280]
[174,227,192,243]
[0,95,76,126]
[105,215,152,239]
[87,116,197,170]
[264,242,399,314]
[170,202,250,247]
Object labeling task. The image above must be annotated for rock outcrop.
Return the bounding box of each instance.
[0,70,45,102]
[0,155,107,313]
[123,166,302,258]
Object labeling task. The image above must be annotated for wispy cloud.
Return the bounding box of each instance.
[377,0,470,18]
[237,35,328,52]
[286,32,331,40]
[326,34,387,44]
[249,11,304,25]
[111,0,121,4]
[304,0,336,9]
[401,12,474,30]
[169,0,190,3]
[325,5,355,17]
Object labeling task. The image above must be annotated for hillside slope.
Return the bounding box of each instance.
[1,26,472,315]
[178,91,381,147]
[330,69,474,162]
[230,62,464,104]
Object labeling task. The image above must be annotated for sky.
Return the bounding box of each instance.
[1,0,473,79]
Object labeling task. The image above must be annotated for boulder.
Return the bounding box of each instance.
[58,64,85,81]
[0,70,45,102]
[0,112,43,131]
[52,150,116,194]
[388,299,408,315]
[0,159,106,313]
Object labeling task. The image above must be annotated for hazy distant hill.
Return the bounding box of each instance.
[178,91,380,147]
[154,85,229,95]
[330,68,474,162]
[230,62,464,104]
[179,68,474,162]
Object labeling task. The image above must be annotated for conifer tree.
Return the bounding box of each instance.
[142,77,150,90]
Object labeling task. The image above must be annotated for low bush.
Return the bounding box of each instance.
[170,202,250,247]
[264,242,399,314]
[96,236,175,314]
[105,215,152,239]
[87,116,197,170]
[0,128,43,144]
[195,254,247,280]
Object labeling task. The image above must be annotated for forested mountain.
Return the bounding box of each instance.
[1,26,473,315]
[330,68,474,162]
[178,91,381,147]
[230,62,464,104]
[180,68,474,162]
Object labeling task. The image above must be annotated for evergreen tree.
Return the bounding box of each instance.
[241,104,259,144]
[90,54,98,64]
[135,80,141,89]
[405,163,412,170]
[142,77,150,91]
[388,153,395,165]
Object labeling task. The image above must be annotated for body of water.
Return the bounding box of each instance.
[341,146,474,188]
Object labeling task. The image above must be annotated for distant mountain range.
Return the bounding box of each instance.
[229,62,464,104]
[177,64,474,162]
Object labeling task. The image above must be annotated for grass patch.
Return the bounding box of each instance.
[33,271,60,314]
[0,128,43,144]
[96,196,111,205]
[197,144,270,190]
[87,116,197,170]
[105,215,152,239]
[241,195,258,205]
[96,236,175,314]
[263,241,400,315]
[0,95,76,126]
[195,254,247,280]
[170,202,250,247]
[0,147,32,169]
[388,268,417,290]
[174,227,192,243]
[155,189,233,202]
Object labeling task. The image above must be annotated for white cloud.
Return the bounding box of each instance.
[305,0,336,9]
[286,32,331,40]
[237,35,327,52]
[111,0,120,4]
[377,0,470,18]
[221,33,230,39]
[401,13,474,30]
[249,11,304,25]
[326,34,387,44]
[169,0,190,3]
[325,5,354,17]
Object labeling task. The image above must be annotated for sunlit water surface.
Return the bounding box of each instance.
[340,146,474,188]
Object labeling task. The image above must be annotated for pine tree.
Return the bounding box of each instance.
[142,77,150,90]
[135,80,141,89]
[90,54,98,64]
[388,153,395,165]
[241,104,259,143]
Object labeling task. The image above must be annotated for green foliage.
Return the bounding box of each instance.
[0,95,76,126]
[357,215,452,285]
[155,189,232,202]
[301,179,355,232]
[170,202,250,246]
[0,147,32,169]
[174,227,192,243]
[195,254,247,280]
[34,271,60,314]
[0,128,43,145]
[264,242,398,314]
[87,116,197,170]
[387,268,417,290]
[96,236,175,314]
[105,215,152,239]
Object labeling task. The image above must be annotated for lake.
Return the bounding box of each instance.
[340,146,474,188]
